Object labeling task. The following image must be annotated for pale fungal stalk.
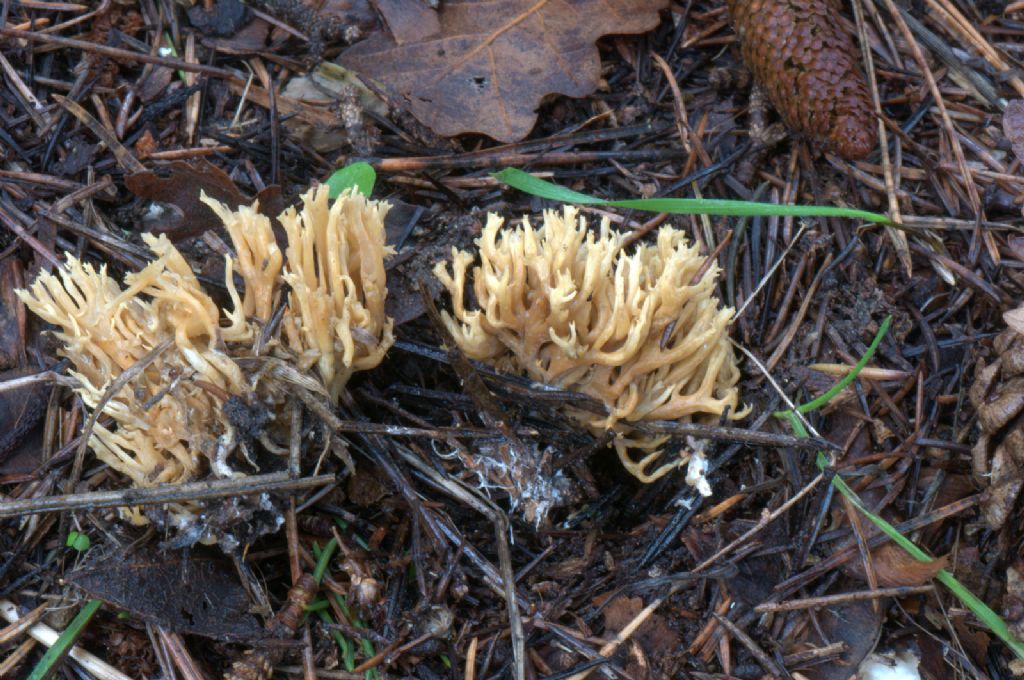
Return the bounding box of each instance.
[434,206,745,487]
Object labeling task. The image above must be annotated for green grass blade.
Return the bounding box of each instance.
[776,315,892,418]
[820,452,1024,659]
[330,592,379,677]
[820,456,930,561]
[604,198,893,222]
[304,598,330,613]
[317,609,356,670]
[27,599,102,680]
[312,538,338,585]
[493,168,893,224]
[492,168,604,204]
[161,33,188,83]
[785,412,808,438]
[333,516,371,550]
[313,541,378,674]
[774,319,1024,660]
[937,571,1024,659]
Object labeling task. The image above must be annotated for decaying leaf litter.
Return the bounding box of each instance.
[1,0,1024,678]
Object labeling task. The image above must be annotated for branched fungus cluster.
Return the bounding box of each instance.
[18,185,747,537]
[17,186,393,535]
[434,206,745,486]
[277,186,393,401]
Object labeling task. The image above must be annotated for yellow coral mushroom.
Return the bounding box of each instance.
[16,234,232,500]
[17,185,394,534]
[202,195,284,343]
[279,185,395,401]
[434,206,744,486]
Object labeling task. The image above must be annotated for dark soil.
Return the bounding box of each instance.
[1,2,1022,679]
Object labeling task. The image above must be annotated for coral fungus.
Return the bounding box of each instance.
[17,186,393,536]
[434,206,744,486]
[278,185,394,401]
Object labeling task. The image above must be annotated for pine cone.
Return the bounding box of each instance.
[969,322,1024,529]
[727,0,877,160]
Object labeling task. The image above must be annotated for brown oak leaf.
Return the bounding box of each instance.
[68,552,264,642]
[339,0,668,142]
[845,544,948,587]
[126,160,284,240]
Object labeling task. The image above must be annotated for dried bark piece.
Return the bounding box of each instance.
[1006,561,1024,643]
[727,0,877,160]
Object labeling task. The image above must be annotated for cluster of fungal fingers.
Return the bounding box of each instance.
[19,235,242,499]
[17,185,393,537]
[727,0,878,160]
[434,206,745,487]
[277,186,393,402]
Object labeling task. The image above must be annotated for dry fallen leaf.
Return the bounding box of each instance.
[339,0,669,142]
[1009,235,1024,262]
[279,62,386,153]
[846,544,948,588]
[0,368,49,467]
[186,0,250,37]
[951,619,990,673]
[1006,305,1024,336]
[373,0,440,45]
[0,259,27,370]
[126,160,284,240]
[1003,99,1024,165]
[601,596,680,673]
[68,553,264,642]
[126,160,247,238]
[814,596,882,680]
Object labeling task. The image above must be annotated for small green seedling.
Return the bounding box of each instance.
[326,161,376,199]
[311,540,380,680]
[65,531,90,552]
